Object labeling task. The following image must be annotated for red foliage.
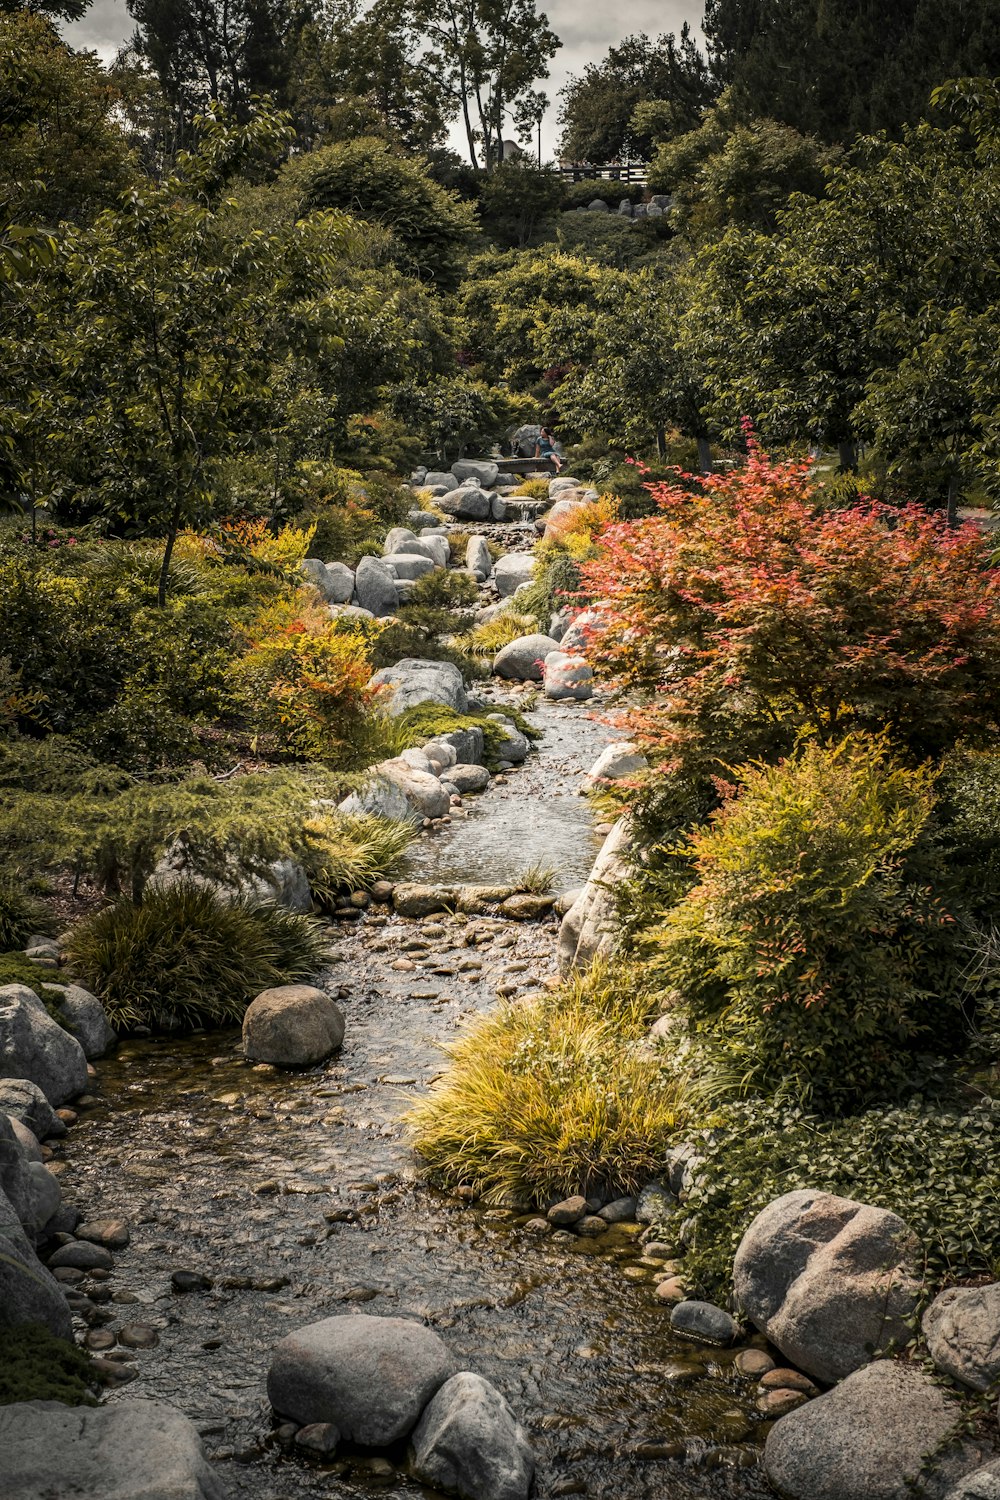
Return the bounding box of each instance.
[579,436,1000,768]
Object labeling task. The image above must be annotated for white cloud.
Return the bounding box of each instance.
[61,0,704,160]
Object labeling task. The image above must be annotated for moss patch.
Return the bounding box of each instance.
[0,1324,98,1406]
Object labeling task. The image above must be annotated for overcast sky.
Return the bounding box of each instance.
[62,0,702,161]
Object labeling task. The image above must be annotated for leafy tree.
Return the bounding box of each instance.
[0,12,136,225]
[412,0,560,172]
[477,157,564,247]
[294,135,477,290]
[558,29,715,164]
[0,0,91,20]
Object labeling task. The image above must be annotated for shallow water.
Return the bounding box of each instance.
[56,695,773,1500]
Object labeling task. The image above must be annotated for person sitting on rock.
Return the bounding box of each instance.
[535,426,563,473]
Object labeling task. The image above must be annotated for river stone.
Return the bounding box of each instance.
[243,986,345,1068]
[393,884,456,918]
[422,738,458,772]
[548,1196,587,1226]
[43,984,116,1060]
[267,1314,457,1446]
[0,985,88,1105]
[370,659,468,716]
[670,1301,737,1346]
[77,1218,130,1249]
[425,471,459,492]
[400,535,450,568]
[388,553,437,581]
[0,1079,64,1140]
[598,1197,637,1223]
[586,742,648,783]
[485,718,529,764]
[411,1371,534,1500]
[49,1240,114,1272]
[378,760,452,818]
[384,527,418,554]
[466,536,493,579]
[924,1283,1000,1391]
[24,1161,61,1236]
[448,764,491,794]
[493,555,536,598]
[494,634,561,682]
[764,1360,995,1500]
[339,770,415,823]
[558,819,632,971]
[944,1462,1000,1500]
[0,1185,71,1337]
[732,1189,923,1385]
[452,459,499,489]
[354,556,399,618]
[543,651,593,701]
[0,1397,228,1499]
[438,486,492,522]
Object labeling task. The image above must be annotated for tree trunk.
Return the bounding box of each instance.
[837,439,858,472]
[656,423,666,460]
[946,470,960,527]
[696,436,713,474]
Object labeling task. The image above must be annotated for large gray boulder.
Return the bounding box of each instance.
[379,759,452,819]
[387,553,437,581]
[0,1111,37,1226]
[493,554,536,599]
[510,425,541,458]
[338,771,415,823]
[585,742,647,783]
[732,1190,923,1385]
[485,717,529,765]
[924,1283,1000,1391]
[23,1161,61,1237]
[300,557,355,606]
[397,534,449,568]
[411,1372,534,1500]
[0,1185,71,1337]
[543,651,593,701]
[764,1360,995,1500]
[558,819,631,970]
[354,556,399,618]
[384,527,418,554]
[442,726,485,764]
[439,486,492,522]
[152,847,313,915]
[0,1399,228,1500]
[7,1116,42,1163]
[452,459,499,489]
[0,1079,64,1140]
[370,659,468,716]
[424,471,459,492]
[44,983,115,1060]
[242,985,345,1068]
[449,764,491,794]
[944,1463,1000,1500]
[0,986,87,1105]
[560,608,605,657]
[267,1314,457,1446]
[493,634,561,682]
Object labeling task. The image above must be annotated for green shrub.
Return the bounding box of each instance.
[460,613,542,658]
[302,814,413,911]
[408,964,677,1205]
[678,1097,1000,1298]
[0,878,53,950]
[67,880,327,1032]
[0,953,59,989]
[0,1325,97,1407]
[653,737,986,1112]
[514,551,585,621]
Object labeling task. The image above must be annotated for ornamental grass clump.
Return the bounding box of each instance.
[408,964,678,1205]
[302,813,413,911]
[67,880,327,1032]
[0,877,53,951]
[653,735,988,1113]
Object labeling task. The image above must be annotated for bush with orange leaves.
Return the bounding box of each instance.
[237,599,382,765]
[578,432,1000,773]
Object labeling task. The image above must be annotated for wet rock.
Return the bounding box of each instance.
[354,556,399,618]
[49,1241,114,1272]
[923,1282,1000,1391]
[575,1216,608,1238]
[499,894,554,920]
[0,985,88,1105]
[370,659,469,717]
[92,1356,139,1387]
[543,652,593,702]
[764,1359,993,1500]
[42,984,116,1060]
[735,1348,776,1377]
[585,742,648,784]
[119,1322,159,1349]
[449,764,491,794]
[411,1371,534,1500]
[0,1079,65,1140]
[547,1196,587,1227]
[0,1397,228,1498]
[172,1269,213,1293]
[494,634,561,682]
[76,1218,130,1250]
[670,1301,737,1346]
[762,1368,818,1394]
[558,820,632,971]
[598,1197,637,1224]
[267,1313,457,1446]
[655,1277,688,1304]
[732,1190,923,1385]
[493,555,536,598]
[394,884,456,918]
[243,985,345,1068]
[758,1388,807,1417]
[294,1422,341,1456]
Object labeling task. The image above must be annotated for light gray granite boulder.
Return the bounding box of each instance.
[242,985,345,1068]
[354,556,399,618]
[410,1371,534,1500]
[924,1283,1000,1391]
[493,634,561,682]
[369,659,468,716]
[0,985,87,1105]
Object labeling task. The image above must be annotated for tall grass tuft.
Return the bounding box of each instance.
[0,877,53,951]
[303,814,414,910]
[67,880,327,1033]
[408,964,678,1205]
[460,613,541,658]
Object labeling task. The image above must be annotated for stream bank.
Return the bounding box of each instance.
[52,692,772,1500]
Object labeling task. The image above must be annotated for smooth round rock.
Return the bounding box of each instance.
[242,985,345,1068]
[670,1300,737,1346]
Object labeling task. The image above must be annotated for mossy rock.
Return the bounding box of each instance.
[0,1323,98,1407]
[395,703,541,769]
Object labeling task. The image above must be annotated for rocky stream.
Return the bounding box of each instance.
[52,693,773,1500]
